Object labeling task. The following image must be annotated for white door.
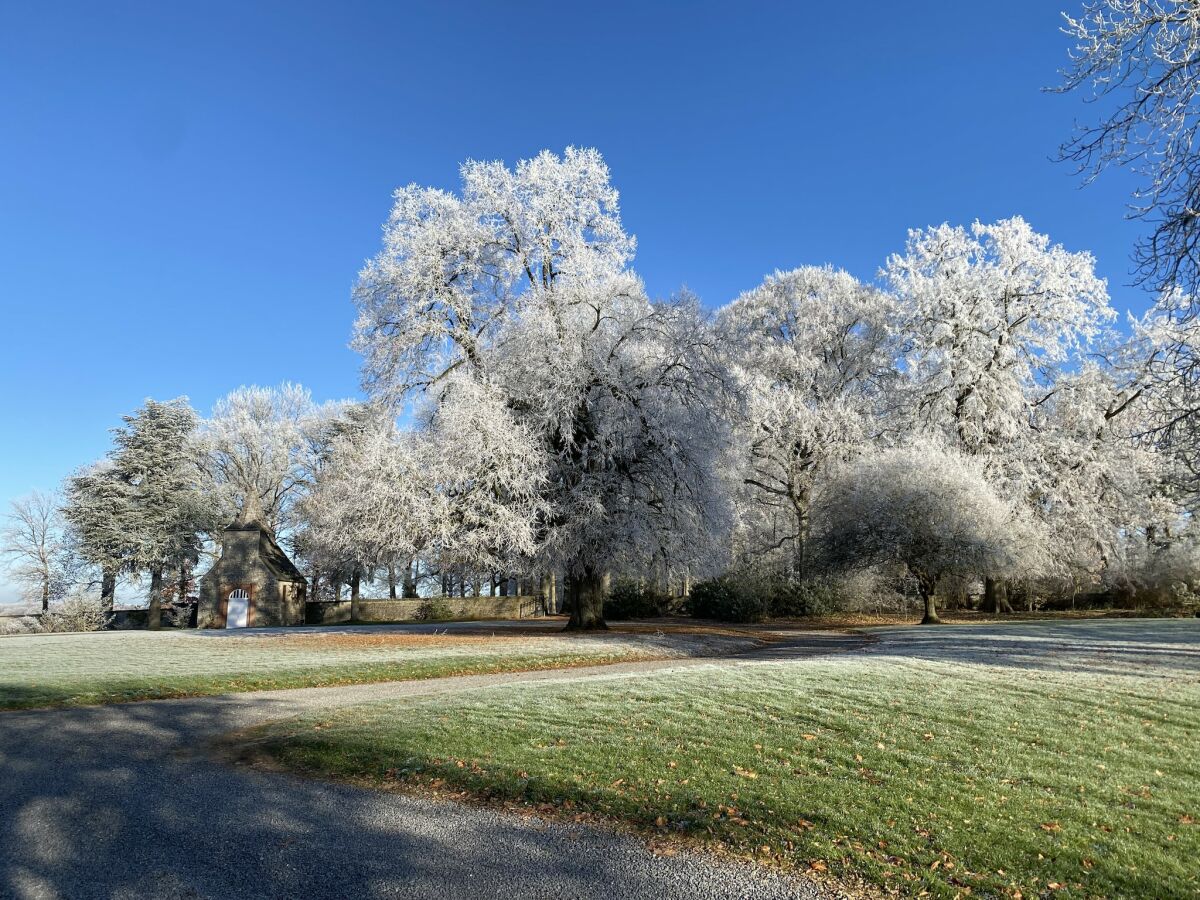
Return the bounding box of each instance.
[226,589,249,628]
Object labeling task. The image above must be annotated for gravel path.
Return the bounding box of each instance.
[0,630,862,900]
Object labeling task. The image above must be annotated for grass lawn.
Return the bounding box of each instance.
[0,628,754,710]
[242,625,1200,899]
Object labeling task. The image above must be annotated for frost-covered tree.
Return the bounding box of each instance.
[814,443,1045,624]
[886,217,1115,609]
[1057,0,1200,299]
[1,491,70,611]
[353,148,732,628]
[200,383,346,534]
[300,388,544,616]
[110,399,216,629]
[63,460,131,615]
[716,266,896,577]
[887,216,1112,454]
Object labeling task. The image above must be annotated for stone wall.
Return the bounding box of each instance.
[304,595,542,625]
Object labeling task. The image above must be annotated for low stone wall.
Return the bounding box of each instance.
[305,600,352,625]
[305,596,542,625]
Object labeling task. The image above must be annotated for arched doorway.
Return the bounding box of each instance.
[226,588,250,629]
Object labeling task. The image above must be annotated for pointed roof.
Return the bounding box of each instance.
[224,493,306,584]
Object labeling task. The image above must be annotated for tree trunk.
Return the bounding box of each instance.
[177,562,190,606]
[918,576,942,625]
[148,566,164,630]
[100,565,116,621]
[540,573,552,616]
[403,559,418,598]
[982,576,1013,614]
[41,578,49,613]
[913,571,942,624]
[311,566,321,603]
[350,570,361,621]
[565,567,609,631]
[499,574,509,597]
[388,563,398,599]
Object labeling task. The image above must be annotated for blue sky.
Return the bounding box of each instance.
[0,1,1147,600]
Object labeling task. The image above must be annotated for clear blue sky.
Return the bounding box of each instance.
[0,1,1147,598]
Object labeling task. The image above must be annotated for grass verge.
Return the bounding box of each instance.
[0,629,756,710]
[238,654,1200,898]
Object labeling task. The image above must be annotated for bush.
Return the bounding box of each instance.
[687,573,850,622]
[0,616,41,636]
[763,576,843,618]
[39,595,111,633]
[603,580,672,619]
[687,577,770,623]
[414,598,454,621]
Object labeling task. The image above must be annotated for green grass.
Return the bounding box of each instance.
[0,629,735,710]
[244,653,1200,898]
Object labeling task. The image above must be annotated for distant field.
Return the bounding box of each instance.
[0,628,757,710]
[244,620,1200,899]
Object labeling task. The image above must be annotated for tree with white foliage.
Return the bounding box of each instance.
[814,443,1045,624]
[886,217,1116,609]
[353,148,732,628]
[300,386,545,617]
[1134,295,1200,511]
[886,216,1113,454]
[716,266,896,578]
[200,383,346,534]
[1,491,70,612]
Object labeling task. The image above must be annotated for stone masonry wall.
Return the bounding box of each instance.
[304,595,541,625]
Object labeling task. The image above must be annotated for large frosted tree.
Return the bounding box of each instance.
[716,266,896,578]
[101,399,215,628]
[1057,0,1200,300]
[886,217,1115,609]
[200,383,345,534]
[353,148,732,628]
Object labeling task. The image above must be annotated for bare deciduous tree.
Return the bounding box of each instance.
[1,491,68,611]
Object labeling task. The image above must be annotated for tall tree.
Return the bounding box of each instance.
[62,460,131,616]
[886,217,1115,609]
[716,266,896,578]
[1,491,69,611]
[353,148,732,628]
[111,399,215,629]
[200,383,345,534]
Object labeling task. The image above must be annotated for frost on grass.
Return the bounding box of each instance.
[251,620,1200,900]
[0,628,757,708]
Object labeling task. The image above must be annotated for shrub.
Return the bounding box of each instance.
[687,577,770,623]
[0,616,42,636]
[603,580,672,619]
[414,598,454,621]
[687,572,850,622]
[39,595,111,633]
[763,575,843,618]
